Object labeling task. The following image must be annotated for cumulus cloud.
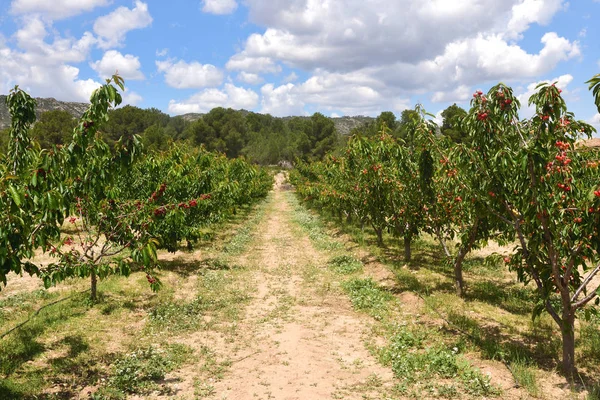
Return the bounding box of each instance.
[259,71,411,117]
[505,0,566,39]
[431,85,471,103]
[225,54,281,73]
[0,16,100,102]
[284,72,298,83]
[226,0,575,112]
[201,0,238,15]
[260,83,305,116]
[237,72,263,85]
[168,83,258,114]
[91,50,145,80]
[10,0,110,20]
[156,59,224,89]
[94,1,153,49]
[122,89,143,106]
[239,0,568,71]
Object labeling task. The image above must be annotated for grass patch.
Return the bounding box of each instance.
[286,192,341,250]
[148,271,250,333]
[327,255,363,275]
[378,326,501,397]
[342,278,393,321]
[93,343,194,398]
[581,316,600,363]
[510,358,540,397]
[223,198,268,255]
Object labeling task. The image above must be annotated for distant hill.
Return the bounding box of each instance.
[0,95,373,134]
[0,95,89,130]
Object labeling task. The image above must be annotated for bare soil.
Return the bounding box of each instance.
[161,174,396,399]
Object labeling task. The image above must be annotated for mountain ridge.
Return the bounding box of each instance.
[0,96,373,135]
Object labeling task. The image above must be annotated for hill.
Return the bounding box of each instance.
[0,95,89,130]
[0,95,373,135]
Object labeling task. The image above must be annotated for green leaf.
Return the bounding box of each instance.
[8,185,22,206]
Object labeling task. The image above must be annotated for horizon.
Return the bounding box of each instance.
[1,1,599,135]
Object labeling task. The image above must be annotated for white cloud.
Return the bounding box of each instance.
[201,0,238,15]
[14,16,96,64]
[225,53,281,73]
[156,59,224,89]
[0,16,100,102]
[94,1,153,49]
[260,83,305,116]
[505,0,565,40]
[122,89,143,106]
[240,0,568,72]
[229,0,575,107]
[156,48,168,57]
[236,71,263,84]
[431,85,471,103]
[258,71,411,117]
[284,71,298,83]
[168,83,258,114]
[91,50,145,80]
[10,0,110,20]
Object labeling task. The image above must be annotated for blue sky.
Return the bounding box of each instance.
[0,0,599,134]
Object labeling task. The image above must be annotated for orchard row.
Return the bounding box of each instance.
[290,78,600,376]
[0,75,272,301]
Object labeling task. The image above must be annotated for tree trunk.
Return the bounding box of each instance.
[561,310,576,378]
[346,212,353,225]
[373,226,384,247]
[404,236,412,262]
[90,268,97,301]
[453,219,480,297]
[435,228,451,257]
[453,251,467,297]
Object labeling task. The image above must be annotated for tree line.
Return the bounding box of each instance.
[0,103,471,164]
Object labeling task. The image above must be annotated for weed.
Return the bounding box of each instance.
[378,326,500,396]
[194,378,217,398]
[581,316,600,363]
[342,278,393,320]
[327,255,363,275]
[509,358,539,397]
[286,192,341,250]
[105,343,193,395]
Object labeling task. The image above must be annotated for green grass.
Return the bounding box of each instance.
[286,192,342,250]
[510,358,540,397]
[0,197,268,399]
[342,278,394,321]
[327,255,363,275]
[378,326,500,397]
[93,343,194,398]
[223,197,268,255]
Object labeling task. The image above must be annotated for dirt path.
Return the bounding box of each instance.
[185,173,395,399]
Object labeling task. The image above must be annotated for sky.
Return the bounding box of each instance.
[0,0,599,134]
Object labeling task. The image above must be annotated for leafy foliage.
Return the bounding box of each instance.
[292,77,600,376]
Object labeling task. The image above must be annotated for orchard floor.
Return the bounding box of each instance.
[0,173,597,399]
